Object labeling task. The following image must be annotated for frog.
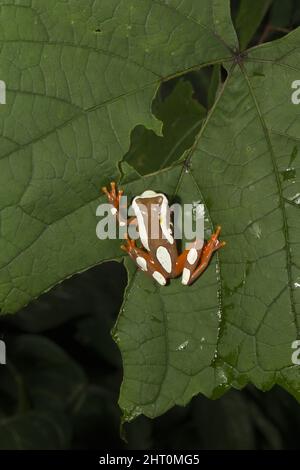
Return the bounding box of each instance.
[102,182,225,286]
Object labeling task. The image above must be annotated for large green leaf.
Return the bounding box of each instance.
[116,28,300,419]
[0,0,299,422]
[0,0,236,312]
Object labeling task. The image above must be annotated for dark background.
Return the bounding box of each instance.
[0,0,300,450]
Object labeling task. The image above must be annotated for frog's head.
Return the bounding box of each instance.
[132,190,174,250]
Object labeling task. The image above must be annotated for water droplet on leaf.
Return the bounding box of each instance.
[177,340,189,351]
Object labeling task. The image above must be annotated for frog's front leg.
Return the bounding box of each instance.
[181,226,226,285]
[121,235,169,286]
[102,181,123,214]
[102,181,137,228]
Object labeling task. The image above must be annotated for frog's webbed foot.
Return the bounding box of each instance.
[204,225,226,254]
[120,234,136,253]
[101,181,123,212]
[182,225,226,285]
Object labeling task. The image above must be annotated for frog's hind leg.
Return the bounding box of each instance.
[121,235,168,286]
[182,226,226,286]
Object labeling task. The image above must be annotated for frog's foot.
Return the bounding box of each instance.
[120,234,136,254]
[102,181,123,213]
[182,225,226,285]
[205,225,226,253]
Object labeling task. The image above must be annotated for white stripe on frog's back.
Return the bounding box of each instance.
[156,246,172,273]
[132,192,151,250]
[159,193,174,245]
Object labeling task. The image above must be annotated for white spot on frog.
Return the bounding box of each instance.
[156,246,172,273]
[182,268,190,285]
[152,271,166,286]
[136,256,147,271]
[187,248,198,265]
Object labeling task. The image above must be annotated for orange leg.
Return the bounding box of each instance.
[174,249,189,276]
[102,181,138,228]
[102,181,123,211]
[186,226,226,285]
